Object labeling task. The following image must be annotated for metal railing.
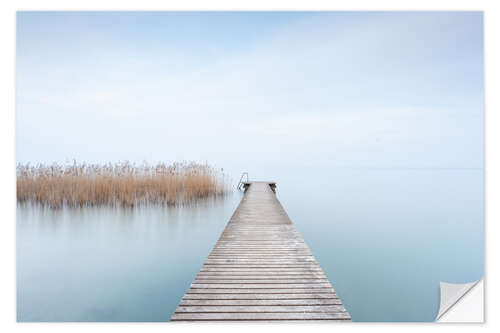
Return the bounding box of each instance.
[237,172,249,190]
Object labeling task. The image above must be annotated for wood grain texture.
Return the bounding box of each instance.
[171,182,351,322]
[171,312,351,321]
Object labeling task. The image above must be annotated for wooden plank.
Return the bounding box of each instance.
[194,277,329,284]
[180,299,342,306]
[195,275,328,279]
[200,268,323,272]
[209,254,313,257]
[194,278,329,281]
[171,182,350,321]
[206,251,312,254]
[208,254,315,256]
[175,305,347,313]
[215,240,305,243]
[190,283,332,289]
[203,261,319,264]
[197,270,323,274]
[201,265,323,268]
[186,288,335,294]
[204,260,317,264]
[182,293,338,300]
[199,268,323,272]
[211,248,310,251]
[210,249,312,253]
[213,247,310,250]
[207,257,316,260]
[170,312,351,321]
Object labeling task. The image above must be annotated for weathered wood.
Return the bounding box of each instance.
[199,268,323,272]
[175,305,347,313]
[199,267,324,271]
[171,182,350,321]
[170,312,351,321]
[185,287,337,293]
[195,273,328,283]
[210,249,312,252]
[180,299,342,306]
[182,293,338,300]
[195,275,328,279]
[208,254,314,257]
[201,265,323,268]
[190,283,332,289]
[194,277,328,284]
[204,259,317,264]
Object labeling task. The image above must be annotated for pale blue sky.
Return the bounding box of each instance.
[16,12,484,178]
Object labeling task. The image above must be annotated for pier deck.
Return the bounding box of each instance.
[171,181,351,321]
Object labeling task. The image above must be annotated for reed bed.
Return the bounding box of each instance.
[17,161,229,208]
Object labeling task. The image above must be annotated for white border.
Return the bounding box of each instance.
[1,1,498,332]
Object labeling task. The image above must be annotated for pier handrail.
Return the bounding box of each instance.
[237,172,249,190]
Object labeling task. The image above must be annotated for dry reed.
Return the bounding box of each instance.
[17,161,229,208]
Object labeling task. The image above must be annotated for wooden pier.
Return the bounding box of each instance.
[171,181,351,322]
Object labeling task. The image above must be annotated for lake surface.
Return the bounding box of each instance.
[17,169,483,322]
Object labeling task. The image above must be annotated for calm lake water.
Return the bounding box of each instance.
[17,169,483,322]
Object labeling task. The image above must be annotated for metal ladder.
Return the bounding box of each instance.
[237,172,249,190]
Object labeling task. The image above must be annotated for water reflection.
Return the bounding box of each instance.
[17,192,243,322]
[17,169,483,322]
[276,168,483,322]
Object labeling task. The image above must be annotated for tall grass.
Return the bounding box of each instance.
[17,161,229,208]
